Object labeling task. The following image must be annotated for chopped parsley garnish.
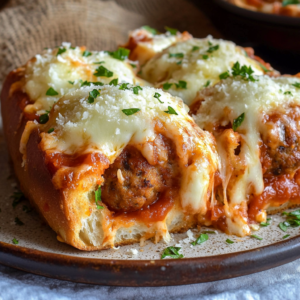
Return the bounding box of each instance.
[48,128,54,134]
[15,217,24,226]
[279,210,300,232]
[259,63,270,73]
[46,87,59,96]
[132,86,143,95]
[219,71,230,80]
[175,80,187,89]
[165,26,178,35]
[292,82,300,88]
[232,112,245,131]
[169,52,184,58]
[70,46,76,50]
[283,234,290,239]
[94,186,103,209]
[81,81,103,87]
[164,106,178,115]
[202,55,209,60]
[207,44,219,53]
[122,108,140,116]
[82,50,92,57]
[176,60,182,65]
[88,89,100,103]
[39,114,49,124]
[56,47,66,56]
[191,233,208,246]
[192,46,200,52]
[231,62,256,82]
[154,92,163,103]
[130,63,137,68]
[109,78,118,86]
[282,0,300,6]
[282,209,300,217]
[163,82,173,90]
[119,83,130,90]
[107,47,130,61]
[260,220,270,227]
[284,91,293,96]
[94,66,113,77]
[93,61,105,64]
[251,235,263,241]
[204,80,211,88]
[161,246,183,259]
[226,239,234,244]
[142,25,158,35]
[279,222,288,232]
[11,191,24,208]
[12,238,19,245]
[68,81,74,85]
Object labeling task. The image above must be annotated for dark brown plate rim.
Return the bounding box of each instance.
[213,0,300,27]
[1,234,300,286]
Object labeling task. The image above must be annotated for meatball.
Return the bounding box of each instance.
[101,135,180,212]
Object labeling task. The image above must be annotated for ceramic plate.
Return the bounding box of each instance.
[1,134,300,286]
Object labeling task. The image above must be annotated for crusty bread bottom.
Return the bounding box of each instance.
[78,202,197,250]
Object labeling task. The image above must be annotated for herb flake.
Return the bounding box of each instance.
[142,25,158,35]
[132,86,143,95]
[165,26,178,35]
[107,47,130,61]
[94,66,113,77]
[122,108,140,116]
[233,113,245,131]
[251,235,263,240]
[175,80,187,89]
[169,52,184,58]
[57,47,66,56]
[82,50,92,57]
[46,87,59,96]
[164,106,178,115]
[163,83,173,90]
[161,246,183,259]
[226,239,234,244]
[191,233,208,246]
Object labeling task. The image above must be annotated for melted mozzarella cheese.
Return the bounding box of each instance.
[141,37,265,106]
[35,85,218,215]
[125,27,191,65]
[24,43,146,115]
[194,75,300,234]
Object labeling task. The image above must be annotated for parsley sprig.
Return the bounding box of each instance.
[122,108,140,116]
[87,89,100,103]
[191,233,208,246]
[142,25,158,35]
[165,26,178,35]
[219,62,257,82]
[107,47,130,61]
[164,106,178,115]
[161,246,183,259]
[94,66,113,77]
[279,209,300,232]
[232,113,245,131]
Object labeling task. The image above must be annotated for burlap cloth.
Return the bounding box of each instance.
[0,1,299,299]
[0,0,220,86]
